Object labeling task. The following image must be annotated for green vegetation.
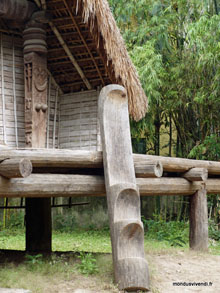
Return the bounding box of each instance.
[1,216,220,254]
[108,0,220,225]
[77,252,99,275]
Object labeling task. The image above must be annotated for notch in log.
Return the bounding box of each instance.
[0,158,32,179]
[182,167,208,182]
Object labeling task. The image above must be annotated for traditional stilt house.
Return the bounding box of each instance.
[0,1,215,291]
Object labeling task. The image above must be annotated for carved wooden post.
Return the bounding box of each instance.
[23,20,51,252]
[189,186,208,251]
[99,85,149,291]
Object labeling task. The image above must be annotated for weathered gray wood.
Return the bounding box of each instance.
[189,186,208,251]
[0,175,206,198]
[135,161,163,178]
[99,85,149,291]
[135,154,220,175]
[1,149,220,175]
[0,158,32,178]
[182,168,208,182]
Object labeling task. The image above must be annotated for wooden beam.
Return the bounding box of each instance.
[189,187,208,251]
[182,168,208,182]
[26,197,51,252]
[0,175,206,198]
[1,149,220,175]
[135,161,163,178]
[0,158,32,179]
[63,0,105,86]
[136,154,220,174]
[49,21,92,90]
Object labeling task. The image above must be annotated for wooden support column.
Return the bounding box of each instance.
[23,20,51,252]
[189,186,208,251]
[26,198,51,252]
[99,85,149,291]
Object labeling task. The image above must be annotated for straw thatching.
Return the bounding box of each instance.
[77,0,148,121]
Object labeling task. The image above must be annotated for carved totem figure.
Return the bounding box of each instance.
[23,25,48,148]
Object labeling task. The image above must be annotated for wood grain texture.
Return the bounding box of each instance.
[0,175,208,198]
[0,158,32,178]
[134,154,220,175]
[182,168,208,182]
[59,90,99,151]
[99,85,149,291]
[135,161,163,178]
[189,187,208,251]
[1,148,220,175]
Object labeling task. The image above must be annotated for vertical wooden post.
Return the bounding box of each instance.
[23,20,51,252]
[189,186,208,251]
[99,85,149,291]
[26,198,51,252]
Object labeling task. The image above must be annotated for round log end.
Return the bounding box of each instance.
[19,158,33,178]
[154,161,163,178]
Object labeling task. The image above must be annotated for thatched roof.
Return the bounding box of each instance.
[0,0,148,121]
[77,0,148,121]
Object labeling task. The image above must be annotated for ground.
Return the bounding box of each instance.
[0,249,219,293]
[148,250,220,293]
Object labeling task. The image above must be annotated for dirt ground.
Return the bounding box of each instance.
[148,250,220,293]
[1,250,220,293]
[52,250,220,293]
[40,250,220,293]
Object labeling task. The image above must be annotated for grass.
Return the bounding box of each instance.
[0,227,219,292]
[0,228,220,254]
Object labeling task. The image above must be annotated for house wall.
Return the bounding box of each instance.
[59,90,101,151]
[0,33,59,148]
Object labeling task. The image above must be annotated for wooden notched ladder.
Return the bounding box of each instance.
[99,85,149,291]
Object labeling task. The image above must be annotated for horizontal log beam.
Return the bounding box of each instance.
[1,149,220,175]
[182,168,208,182]
[135,161,163,178]
[0,149,103,168]
[1,174,216,198]
[143,154,220,175]
[0,158,32,178]
[0,149,216,179]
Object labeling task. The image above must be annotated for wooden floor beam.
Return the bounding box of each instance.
[1,149,220,175]
[1,174,219,198]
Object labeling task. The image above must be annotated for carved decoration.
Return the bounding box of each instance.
[23,25,47,148]
[34,67,47,92]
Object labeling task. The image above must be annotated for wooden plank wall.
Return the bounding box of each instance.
[0,33,25,147]
[59,90,100,150]
[0,33,59,148]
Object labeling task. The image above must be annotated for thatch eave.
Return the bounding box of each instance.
[77,0,148,121]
